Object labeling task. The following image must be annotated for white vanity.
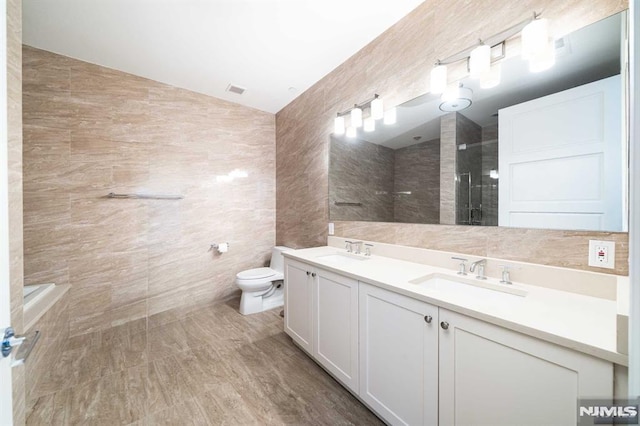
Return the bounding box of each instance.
[283,238,626,426]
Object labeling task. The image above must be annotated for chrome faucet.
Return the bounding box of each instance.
[451,256,468,275]
[364,243,373,256]
[352,241,364,254]
[499,265,519,285]
[469,259,487,280]
[345,240,354,252]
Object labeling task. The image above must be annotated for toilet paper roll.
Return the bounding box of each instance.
[217,243,228,253]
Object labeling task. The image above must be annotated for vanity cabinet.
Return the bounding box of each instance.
[314,267,359,392]
[284,258,359,392]
[284,257,615,426]
[438,308,613,426]
[359,282,438,426]
[284,258,313,353]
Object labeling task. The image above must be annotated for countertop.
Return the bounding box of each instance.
[283,246,627,366]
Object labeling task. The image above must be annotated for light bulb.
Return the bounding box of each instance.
[350,107,363,128]
[480,63,501,89]
[364,117,375,132]
[469,44,490,79]
[334,116,345,135]
[346,126,357,138]
[370,97,384,120]
[528,41,555,72]
[383,108,397,125]
[430,64,447,94]
[522,18,550,60]
[441,83,461,102]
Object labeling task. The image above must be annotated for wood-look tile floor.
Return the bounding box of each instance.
[26,299,383,425]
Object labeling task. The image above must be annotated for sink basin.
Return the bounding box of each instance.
[316,252,370,265]
[409,273,527,297]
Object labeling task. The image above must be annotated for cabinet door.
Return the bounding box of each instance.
[284,259,313,353]
[314,267,359,392]
[359,282,438,426]
[438,309,613,426]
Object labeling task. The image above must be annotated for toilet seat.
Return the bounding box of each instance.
[236,267,284,291]
[237,267,276,280]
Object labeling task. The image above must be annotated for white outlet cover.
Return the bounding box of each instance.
[328,222,334,236]
[588,240,615,269]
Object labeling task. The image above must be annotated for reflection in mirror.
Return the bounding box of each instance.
[329,11,627,232]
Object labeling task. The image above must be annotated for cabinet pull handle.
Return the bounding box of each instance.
[306,271,310,276]
[311,272,316,277]
[440,321,449,330]
[424,315,432,323]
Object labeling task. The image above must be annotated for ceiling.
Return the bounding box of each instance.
[22,0,425,114]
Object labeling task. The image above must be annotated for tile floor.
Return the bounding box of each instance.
[26,299,383,425]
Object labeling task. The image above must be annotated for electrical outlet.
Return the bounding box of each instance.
[588,240,615,269]
[328,222,334,236]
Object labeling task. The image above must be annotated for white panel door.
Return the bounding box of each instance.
[499,75,623,231]
[0,0,14,420]
[439,309,613,426]
[313,268,359,392]
[359,282,438,426]
[284,259,313,353]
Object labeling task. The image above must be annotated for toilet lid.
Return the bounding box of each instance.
[237,267,276,280]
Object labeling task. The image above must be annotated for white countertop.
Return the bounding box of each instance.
[284,246,627,366]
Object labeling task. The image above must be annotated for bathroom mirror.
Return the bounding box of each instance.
[329,11,627,232]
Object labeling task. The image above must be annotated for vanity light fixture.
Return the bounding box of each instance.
[522,15,555,72]
[469,43,491,79]
[334,115,346,135]
[350,106,363,128]
[334,94,392,137]
[370,96,384,120]
[528,41,555,72]
[430,63,448,94]
[522,16,549,59]
[429,11,553,92]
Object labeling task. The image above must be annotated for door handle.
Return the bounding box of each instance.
[2,327,41,367]
[440,321,449,330]
[306,271,310,276]
[424,315,432,323]
[2,327,23,357]
[311,272,316,277]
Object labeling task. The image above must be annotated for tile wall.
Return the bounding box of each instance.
[275,0,629,276]
[393,138,440,224]
[329,136,394,221]
[22,46,277,336]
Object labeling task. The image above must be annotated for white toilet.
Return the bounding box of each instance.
[236,246,293,315]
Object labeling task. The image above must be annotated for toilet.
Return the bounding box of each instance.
[236,246,293,315]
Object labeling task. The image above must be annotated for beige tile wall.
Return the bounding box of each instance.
[22,46,277,336]
[275,0,629,276]
[329,136,394,221]
[7,0,25,424]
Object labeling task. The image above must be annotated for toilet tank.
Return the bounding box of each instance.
[270,246,293,273]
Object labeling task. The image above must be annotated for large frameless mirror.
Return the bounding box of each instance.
[329,11,627,232]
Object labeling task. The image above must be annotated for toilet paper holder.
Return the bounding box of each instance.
[209,243,230,252]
